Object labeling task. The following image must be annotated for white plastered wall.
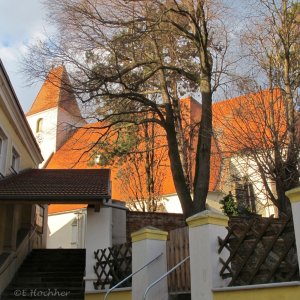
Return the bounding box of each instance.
[162,191,224,214]
[47,209,87,249]
[27,108,58,165]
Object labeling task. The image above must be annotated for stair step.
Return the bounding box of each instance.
[19,269,84,273]
[22,260,85,265]
[17,273,84,277]
[10,282,83,287]
[2,249,86,300]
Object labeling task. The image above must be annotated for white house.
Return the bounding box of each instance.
[0,60,44,294]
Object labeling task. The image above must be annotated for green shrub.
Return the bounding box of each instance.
[220,192,239,217]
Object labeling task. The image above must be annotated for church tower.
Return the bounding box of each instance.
[26,66,86,166]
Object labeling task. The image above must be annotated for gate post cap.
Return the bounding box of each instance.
[286,186,300,203]
[131,227,168,242]
[186,210,228,228]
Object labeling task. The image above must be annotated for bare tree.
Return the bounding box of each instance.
[214,90,292,215]
[216,0,300,215]
[24,0,231,217]
[116,124,168,212]
[90,118,168,212]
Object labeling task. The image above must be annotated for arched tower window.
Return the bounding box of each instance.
[36,118,43,133]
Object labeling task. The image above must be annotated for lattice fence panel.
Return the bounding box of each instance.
[218,215,299,286]
[93,243,132,290]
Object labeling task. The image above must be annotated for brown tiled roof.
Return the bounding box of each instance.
[26,66,82,117]
[0,169,111,203]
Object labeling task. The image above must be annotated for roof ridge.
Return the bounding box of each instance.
[213,88,280,107]
[26,66,64,116]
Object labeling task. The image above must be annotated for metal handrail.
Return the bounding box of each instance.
[104,252,163,300]
[143,256,190,300]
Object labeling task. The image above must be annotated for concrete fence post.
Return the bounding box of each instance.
[85,206,112,293]
[131,227,168,300]
[186,210,229,300]
[286,186,300,274]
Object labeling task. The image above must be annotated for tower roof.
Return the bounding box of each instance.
[27,66,82,117]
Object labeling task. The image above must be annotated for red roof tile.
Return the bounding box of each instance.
[212,89,284,154]
[48,204,87,214]
[27,66,82,117]
[46,123,140,199]
[44,90,285,212]
[46,98,222,200]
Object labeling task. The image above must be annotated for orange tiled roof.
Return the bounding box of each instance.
[48,204,87,214]
[27,66,82,117]
[212,89,285,154]
[46,98,222,201]
[45,89,286,214]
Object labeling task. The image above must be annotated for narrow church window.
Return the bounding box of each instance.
[36,118,43,133]
[235,180,256,213]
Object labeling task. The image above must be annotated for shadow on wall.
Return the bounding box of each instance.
[47,217,80,248]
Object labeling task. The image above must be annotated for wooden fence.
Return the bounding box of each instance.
[167,226,191,294]
[218,215,300,286]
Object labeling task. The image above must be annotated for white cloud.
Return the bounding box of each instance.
[0,46,15,61]
[0,0,54,112]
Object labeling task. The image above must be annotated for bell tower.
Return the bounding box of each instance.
[26,66,86,166]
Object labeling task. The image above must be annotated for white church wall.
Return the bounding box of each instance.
[230,155,276,217]
[27,108,58,165]
[162,191,224,214]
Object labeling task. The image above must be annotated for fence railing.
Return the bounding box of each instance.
[104,252,163,300]
[167,226,190,294]
[218,214,300,286]
[144,256,190,300]
[93,243,132,290]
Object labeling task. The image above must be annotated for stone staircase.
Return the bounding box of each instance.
[1,249,85,300]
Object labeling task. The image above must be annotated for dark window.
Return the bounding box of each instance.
[235,181,256,213]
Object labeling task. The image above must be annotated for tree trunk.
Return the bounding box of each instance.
[193,87,213,212]
[275,177,292,217]
[165,103,194,218]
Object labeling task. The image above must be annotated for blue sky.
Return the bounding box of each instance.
[0,0,251,112]
[0,0,48,112]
